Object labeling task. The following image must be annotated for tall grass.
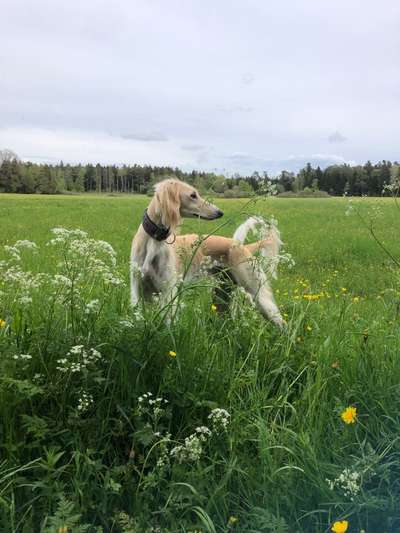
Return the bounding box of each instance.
[0,195,399,532]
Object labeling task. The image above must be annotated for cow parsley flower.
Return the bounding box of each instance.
[326,468,361,500]
[208,408,230,431]
[170,433,203,463]
[77,391,94,412]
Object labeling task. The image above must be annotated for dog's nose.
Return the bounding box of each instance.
[216,209,224,218]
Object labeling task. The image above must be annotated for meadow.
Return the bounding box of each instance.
[0,193,399,533]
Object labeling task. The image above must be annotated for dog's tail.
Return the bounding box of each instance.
[233,216,282,279]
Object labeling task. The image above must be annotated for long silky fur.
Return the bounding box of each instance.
[233,216,282,279]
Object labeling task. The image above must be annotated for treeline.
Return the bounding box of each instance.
[278,160,399,196]
[0,149,399,196]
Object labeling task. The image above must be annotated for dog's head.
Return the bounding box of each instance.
[154,178,224,229]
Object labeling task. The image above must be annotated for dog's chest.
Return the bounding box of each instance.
[141,243,172,281]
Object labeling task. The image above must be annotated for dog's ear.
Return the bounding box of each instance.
[155,180,181,229]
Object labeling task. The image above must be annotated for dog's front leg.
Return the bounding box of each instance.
[130,260,142,307]
[157,278,180,324]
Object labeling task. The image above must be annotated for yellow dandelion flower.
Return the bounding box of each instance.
[331,520,349,533]
[0,319,6,328]
[168,350,177,358]
[341,406,357,424]
[353,296,360,303]
[211,304,217,312]
[341,287,347,293]
[306,325,312,331]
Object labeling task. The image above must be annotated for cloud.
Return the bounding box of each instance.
[241,72,255,85]
[225,152,255,162]
[181,144,206,152]
[195,152,210,165]
[224,152,353,175]
[120,132,168,142]
[328,131,347,143]
[2,0,400,172]
[217,104,254,113]
[23,155,60,162]
[0,126,189,167]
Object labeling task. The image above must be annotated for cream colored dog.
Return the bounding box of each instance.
[130,178,284,327]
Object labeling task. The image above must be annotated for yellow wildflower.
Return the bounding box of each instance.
[306,325,312,331]
[211,304,217,312]
[331,520,349,533]
[353,296,360,303]
[168,350,177,358]
[341,406,357,424]
[341,287,348,293]
[303,294,320,301]
[0,319,6,328]
[228,515,238,526]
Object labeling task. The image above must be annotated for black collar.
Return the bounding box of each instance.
[142,209,171,241]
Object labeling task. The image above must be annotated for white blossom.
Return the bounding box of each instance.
[208,408,230,431]
[77,391,94,412]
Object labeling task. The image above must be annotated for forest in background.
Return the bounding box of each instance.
[0,149,399,197]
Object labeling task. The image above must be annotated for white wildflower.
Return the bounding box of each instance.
[326,468,362,500]
[84,299,100,314]
[170,433,203,463]
[15,240,38,251]
[208,408,230,431]
[195,426,212,441]
[18,295,33,305]
[52,275,73,287]
[77,391,94,412]
[56,346,102,373]
[12,353,32,361]
[4,246,21,261]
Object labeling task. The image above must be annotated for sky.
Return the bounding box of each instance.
[1,0,400,175]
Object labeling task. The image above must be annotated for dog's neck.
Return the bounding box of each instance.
[141,199,176,242]
[146,199,163,227]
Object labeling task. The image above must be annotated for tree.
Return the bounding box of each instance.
[212,175,227,194]
[38,165,57,194]
[278,170,294,191]
[0,149,19,164]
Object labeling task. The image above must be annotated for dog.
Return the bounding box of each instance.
[130,178,284,328]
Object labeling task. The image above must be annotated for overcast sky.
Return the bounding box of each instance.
[1,0,399,175]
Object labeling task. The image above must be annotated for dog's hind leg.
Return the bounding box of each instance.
[209,265,236,312]
[228,245,284,328]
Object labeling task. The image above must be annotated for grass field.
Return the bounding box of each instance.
[1,193,400,533]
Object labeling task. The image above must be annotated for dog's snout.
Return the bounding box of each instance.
[216,209,224,218]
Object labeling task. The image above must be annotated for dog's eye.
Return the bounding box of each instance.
[190,192,197,199]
